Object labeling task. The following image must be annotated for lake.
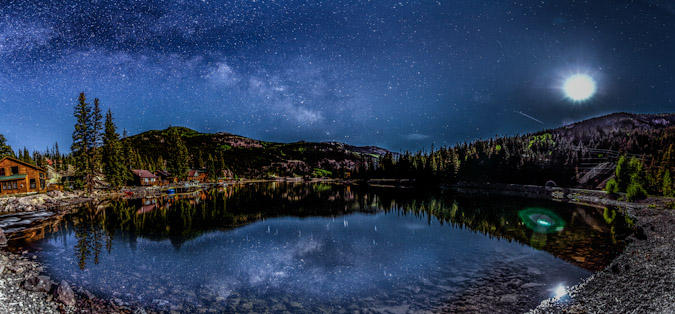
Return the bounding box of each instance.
[4,183,631,313]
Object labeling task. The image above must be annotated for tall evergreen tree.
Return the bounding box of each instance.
[53,142,61,170]
[22,147,32,164]
[0,134,12,158]
[207,154,217,181]
[72,92,92,176]
[91,98,104,172]
[102,109,127,188]
[166,127,189,179]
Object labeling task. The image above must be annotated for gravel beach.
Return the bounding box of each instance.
[530,200,675,313]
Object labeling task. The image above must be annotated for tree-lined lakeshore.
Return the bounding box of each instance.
[0,95,674,314]
[1,94,674,202]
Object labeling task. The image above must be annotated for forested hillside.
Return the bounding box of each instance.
[363,113,675,196]
[121,127,388,178]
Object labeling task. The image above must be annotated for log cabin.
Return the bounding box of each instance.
[154,170,175,185]
[131,169,159,186]
[0,157,47,195]
[187,169,209,183]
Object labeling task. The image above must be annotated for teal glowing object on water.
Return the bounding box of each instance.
[518,208,565,234]
[537,219,551,226]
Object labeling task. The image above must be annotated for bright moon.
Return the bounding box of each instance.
[563,74,596,101]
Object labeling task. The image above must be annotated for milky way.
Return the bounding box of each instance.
[0,0,673,151]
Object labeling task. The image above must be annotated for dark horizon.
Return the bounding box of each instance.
[4,109,671,155]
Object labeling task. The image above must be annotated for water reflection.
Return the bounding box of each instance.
[6,183,631,313]
[518,208,565,234]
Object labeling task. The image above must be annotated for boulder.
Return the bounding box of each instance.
[56,280,76,306]
[0,227,6,247]
[23,275,54,292]
[47,190,65,198]
[635,225,648,240]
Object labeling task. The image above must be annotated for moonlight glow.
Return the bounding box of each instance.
[563,74,597,101]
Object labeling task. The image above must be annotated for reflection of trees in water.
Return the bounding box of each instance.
[74,219,90,270]
[371,188,632,271]
[58,183,630,271]
[72,203,106,270]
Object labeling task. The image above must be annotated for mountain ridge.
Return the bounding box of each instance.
[122,127,389,178]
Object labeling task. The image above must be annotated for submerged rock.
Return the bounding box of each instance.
[24,275,54,293]
[56,280,76,306]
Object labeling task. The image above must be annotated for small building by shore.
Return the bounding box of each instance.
[0,157,47,195]
[154,170,175,185]
[187,169,209,183]
[130,169,159,186]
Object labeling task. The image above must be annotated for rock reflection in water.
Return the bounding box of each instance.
[14,183,631,313]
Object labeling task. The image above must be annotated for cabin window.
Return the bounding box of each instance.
[30,179,36,189]
[143,178,149,183]
[0,168,4,176]
[40,173,45,178]
[11,166,18,175]
[12,181,17,189]
[40,179,45,190]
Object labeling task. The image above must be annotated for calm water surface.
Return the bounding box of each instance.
[5,183,631,313]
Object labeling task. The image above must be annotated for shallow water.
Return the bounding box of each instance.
[5,183,631,313]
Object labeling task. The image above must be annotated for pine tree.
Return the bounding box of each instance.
[615,155,631,191]
[166,127,189,180]
[22,147,32,164]
[102,109,127,188]
[72,92,92,177]
[91,98,104,172]
[207,154,217,181]
[53,142,61,170]
[71,93,105,194]
[0,134,12,158]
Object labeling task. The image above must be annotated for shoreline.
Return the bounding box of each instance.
[0,181,673,313]
[450,182,675,313]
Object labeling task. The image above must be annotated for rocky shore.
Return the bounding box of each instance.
[0,190,139,314]
[0,248,140,314]
[453,182,675,313]
[529,198,675,313]
[0,190,114,213]
[0,249,63,314]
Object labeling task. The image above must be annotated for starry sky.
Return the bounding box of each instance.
[1,0,674,152]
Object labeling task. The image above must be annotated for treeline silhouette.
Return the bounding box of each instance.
[356,113,675,196]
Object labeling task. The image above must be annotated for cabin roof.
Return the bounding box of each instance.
[0,157,47,172]
[0,174,27,181]
[131,169,158,178]
[155,170,171,177]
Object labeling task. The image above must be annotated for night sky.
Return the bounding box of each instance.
[1,0,674,152]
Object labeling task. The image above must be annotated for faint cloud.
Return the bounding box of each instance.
[405,133,430,141]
